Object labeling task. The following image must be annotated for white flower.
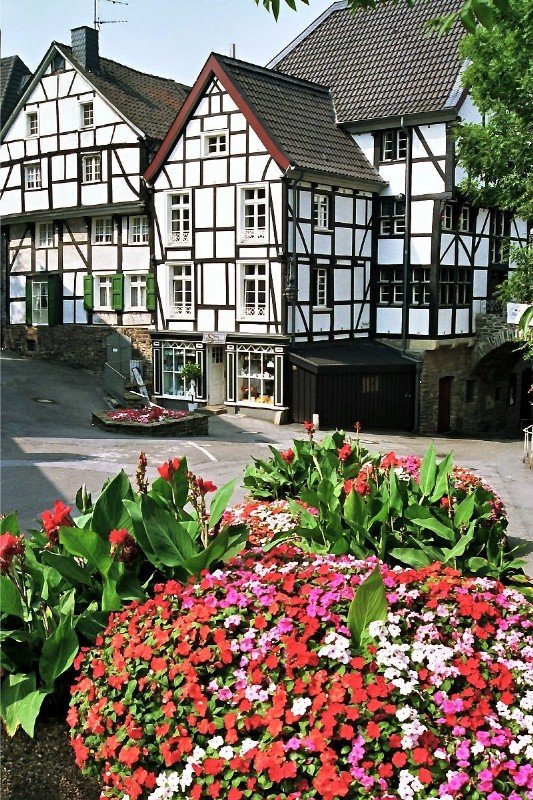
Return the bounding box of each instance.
[291,696,312,716]
[219,745,235,760]
[208,735,224,750]
[240,738,259,755]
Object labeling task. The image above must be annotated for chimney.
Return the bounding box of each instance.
[71,26,99,73]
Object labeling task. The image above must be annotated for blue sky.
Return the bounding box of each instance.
[3,0,333,85]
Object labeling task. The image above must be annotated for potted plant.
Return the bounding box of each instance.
[181,362,202,410]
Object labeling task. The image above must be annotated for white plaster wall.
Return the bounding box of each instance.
[438,309,453,335]
[376,307,402,334]
[408,308,429,335]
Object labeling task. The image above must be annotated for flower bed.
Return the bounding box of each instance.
[91,409,208,436]
[69,546,533,800]
[221,500,318,545]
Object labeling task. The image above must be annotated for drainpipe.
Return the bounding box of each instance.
[400,119,419,429]
[400,117,412,357]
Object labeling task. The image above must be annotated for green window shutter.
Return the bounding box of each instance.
[111,274,124,312]
[146,274,156,311]
[25,279,33,325]
[47,273,63,326]
[83,275,94,310]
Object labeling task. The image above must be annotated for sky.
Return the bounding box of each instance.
[2,0,333,85]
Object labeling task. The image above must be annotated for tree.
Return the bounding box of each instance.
[455,0,533,218]
[255,0,512,32]
[496,245,533,305]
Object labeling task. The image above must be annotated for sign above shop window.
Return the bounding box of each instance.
[202,332,227,344]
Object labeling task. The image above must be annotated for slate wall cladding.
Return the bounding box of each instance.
[3,324,153,387]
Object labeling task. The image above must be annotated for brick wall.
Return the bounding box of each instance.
[3,324,154,387]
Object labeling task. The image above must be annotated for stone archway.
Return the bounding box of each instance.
[471,325,519,370]
[468,340,528,434]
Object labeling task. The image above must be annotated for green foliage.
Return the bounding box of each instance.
[347,565,388,648]
[455,0,533,217]
[0,456,244,737]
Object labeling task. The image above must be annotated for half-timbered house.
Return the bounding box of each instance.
[144,53,420,425]
[269,0,530,433]
[0,27,188,371]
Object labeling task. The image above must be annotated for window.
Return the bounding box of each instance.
[379,199,405,235]
[80,101,94,128]
[26,112,38,137]
[458,206,471,232]
[25,163,41,190]
[380,129,407,161]
[127,275,147,309]
[162,343,200,397]
[93,217,113,244]
[312,266,329,308]
[490,210,509,264]
[238,345,276,405]
[202,130,228,157]
[410,267,431,305]
[438,267,471,306]
[442,204,453,231]
[82,154,101,183]
[378,268,404,305]
[168,193,191,245]
[362,374,379,393]
[50,54,65,73]
[313,193,331,230]
[31,280,49,325]
[170,264,194,317]
[95,276,113,309]
[37,222,54,248]
[239,263,267,319]
[239,185,267,242]
[130,216,149,244]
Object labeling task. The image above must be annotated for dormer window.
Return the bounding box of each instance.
[26,112,38,137]
[380,129,407,161]
[80,101,94,129]
[202,130,228,157]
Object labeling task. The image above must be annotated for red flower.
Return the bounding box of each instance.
[354,421,362,433]
[380,451,399,469]
[303,420,315,435]
[40,500,72,544]
[157,458,181,481]
[0,533,24,573]
[109,528,131,546]
[337,443,352,462]
[280,448,295,464]
[195,477,217,495]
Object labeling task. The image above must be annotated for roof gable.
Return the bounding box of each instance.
[145,53,384,187]
[269,0,465,124]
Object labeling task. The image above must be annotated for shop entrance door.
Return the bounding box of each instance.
[208,345,225,405]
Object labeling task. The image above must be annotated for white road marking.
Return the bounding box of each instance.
[186,441,217,462]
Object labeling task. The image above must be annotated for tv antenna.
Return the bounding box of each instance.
[93,0,128,29]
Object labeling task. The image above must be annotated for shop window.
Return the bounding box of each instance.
[162,343,200,398]
[238,346,276,405]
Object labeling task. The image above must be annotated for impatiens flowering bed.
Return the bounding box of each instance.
[68,546,533,800]
[105,407,189,424]
[221,500,318,546]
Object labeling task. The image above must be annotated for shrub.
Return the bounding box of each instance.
[69,546,532,800]
[0,455,245,737]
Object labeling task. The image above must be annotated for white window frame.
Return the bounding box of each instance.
[36,222,55,248]
[238,261,268,320]
[202,130,229,158]
[94,275,113,310]
[26,111,39,138]
[80,101,94,129]
[442,204,453,231]
[126,274,147,310]
[129,215,149,244]
[313,267,329,308]
[239,184,268,243]
[381,130,407,161]
[380,199,405,235]
[161,342,199,398]
[313,194,331,231]
[31,279,49,325]
[82,153,102,184]
[237,345,277,406]
[92,217,113,245]
[169,263,194,318]
[458,206,471,232]
[168,192,191,246]
[24,163,42,190]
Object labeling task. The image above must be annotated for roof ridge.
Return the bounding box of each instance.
[214,52,332,94]
[55,42,190,91]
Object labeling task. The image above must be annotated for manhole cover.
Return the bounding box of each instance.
[33,398,56,404]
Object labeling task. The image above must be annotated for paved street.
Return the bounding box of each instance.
[1,350,531,572]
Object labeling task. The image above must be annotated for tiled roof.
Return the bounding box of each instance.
[217,55,385,184]
[270,0,465,124]
[56,44,190,142]
[1,56,31,127]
